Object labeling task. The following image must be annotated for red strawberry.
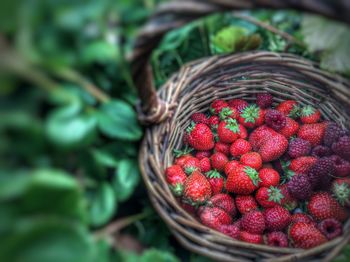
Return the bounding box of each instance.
[297,123,327,146]
[219,107,239,120]
[332,178,350,207]
[256,186,283,208]
[195,150,211,160]
[218,224,240,239]
[276,100,299,118]
[239,104,265,128]
[259,134,288,162]
[235,195,258,214]
[224,160,241,176]
[182,156,201,174]
[289,156,317,174]
[210,152,229,172]
[183,171,212,204]
[258,168,280,187]
[180,201,196,215]
[240,152,262,170]
[191,112,209,125]
[241,210,266,234]
[187,123,215,150]
[291,213,314,224]
[210,100,229,115]
[199,206,232,230]
[289,222,327,249]
[264,206,291,231]
[206,170,224,195]
[279,184,298,211]
[226,166,260,195]
[199,157,211,173]
[217,119,241,143]
[249,125,277,151]
[208,115,220,127]
[214,142,230,156]
[300,105,321,124]
[230,138,252,158]
[308,192,349,222]
[239,124,248,139]
[165,165,187,196]
[209,193,236,217]
[228,99,248,112]
[279,117,300,138]
[266,231,288,247]
[175,154,193,167]
[240,231,263,244]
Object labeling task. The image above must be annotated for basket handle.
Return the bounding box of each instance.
[131,0,350,124]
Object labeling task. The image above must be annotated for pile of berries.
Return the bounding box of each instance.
[165,93,350,249]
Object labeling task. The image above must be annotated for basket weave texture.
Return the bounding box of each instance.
[131,1,350,261]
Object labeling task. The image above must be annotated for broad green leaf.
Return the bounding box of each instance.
[81,41,120,64]
[91,148,119,167]
[302,15,350,74]
[89,182,116,227]
[141,249,179,262]
[0,216,93,262]
[113,159,140,202]
[211,26,247,53]
[97,100,142,141]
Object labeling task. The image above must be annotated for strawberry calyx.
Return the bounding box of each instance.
[288,105,301,119]
[185,166,198,175]
[173,146,193,157]
[225,118,240,133]
[280,160,295,184]
[333,183,350,206]
[219,107,233,120]
[206,170,221,179]
[267,186,284,204]
[301,105,316,117]
[186,121,196,134]
[170,183,184,197]
[244,166,261,186]
[241,104,260,123]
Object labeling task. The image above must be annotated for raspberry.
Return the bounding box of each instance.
[218,224,240,239]
[311,145,332,158]
[323,122,347,146]
[256,93,273,109]
[288,138,311,158]
[265,109,286,131]
[332,136,350,161]
[266,231,288,247]
[329,155,350,177]
[308,157,335,190]
[317,218,342,240]
[287,174,312,200]
[191,112,208,125]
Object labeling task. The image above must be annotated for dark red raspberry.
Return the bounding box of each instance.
[287,174,312,200]
[311,145,332,158]
[308,157,335,190]
[324,122,347,146]
[330,155,350,177]
[218,224,240,239]
[332,136,350,161]
[191,112,209,125]
[266,231,288,247]
[317,218,343,240]
[256,93,273,109]
[265,109,286,131]
[288,138,311,158]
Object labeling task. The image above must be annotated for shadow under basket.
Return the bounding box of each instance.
[139,51,350,262]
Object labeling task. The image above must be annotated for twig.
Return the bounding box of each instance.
[232,12,305,47]
[94,211,151,240]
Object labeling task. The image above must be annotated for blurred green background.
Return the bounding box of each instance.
[0,0,349,261]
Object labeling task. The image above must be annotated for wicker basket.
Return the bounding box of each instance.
[130,1,350,261]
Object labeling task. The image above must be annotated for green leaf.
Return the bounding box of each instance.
[97,100,142,141]
[301,15,350,74]
[141,249,180,262]
[0,216,94,262]
[46,105,97,148]
[113,159,140,202]
[81,41,120,64]
[211,26,247,53]
[88,182,116,227]
[90,148,119,168]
